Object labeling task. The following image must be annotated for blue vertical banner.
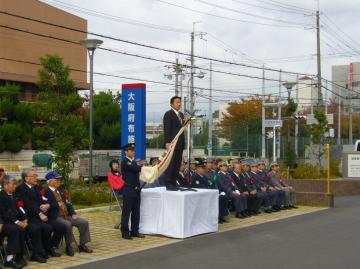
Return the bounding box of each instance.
[121,83,146,160]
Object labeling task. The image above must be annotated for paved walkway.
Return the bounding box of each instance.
[25,206,325,269]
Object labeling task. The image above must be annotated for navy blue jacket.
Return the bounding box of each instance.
[191,173,209,189]
[249,171,263,191]
[45,187,76,221]
[216,172,238,195]
[0,190,27,224]
[121,157,141,197]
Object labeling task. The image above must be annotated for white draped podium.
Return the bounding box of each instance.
[139,187,219,238]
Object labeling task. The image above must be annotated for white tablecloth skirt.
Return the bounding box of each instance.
[139,187,219,238]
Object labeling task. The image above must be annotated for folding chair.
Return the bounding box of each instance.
[109,188,123,211]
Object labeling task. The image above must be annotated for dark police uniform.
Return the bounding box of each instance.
[241,171,263,214]
[249,171,272,213]
[120,147,142,239]
[191,172,209,189]
[257,169,285,210]
[216,171,248,218]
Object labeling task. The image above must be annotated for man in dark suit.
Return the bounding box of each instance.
[163,96,185,191]
[120,143,145,240]
[216,162,248,219]
[15,168,64,258]
[44,171,92,256]
[0,175,29,268]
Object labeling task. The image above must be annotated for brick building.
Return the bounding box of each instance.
[0,0,89,101]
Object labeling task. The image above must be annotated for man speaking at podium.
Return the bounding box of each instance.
[163,96,185,191]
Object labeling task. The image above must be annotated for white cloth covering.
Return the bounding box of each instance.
[139,187,219,238]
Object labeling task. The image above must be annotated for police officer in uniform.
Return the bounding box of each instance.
[120,143,145,240]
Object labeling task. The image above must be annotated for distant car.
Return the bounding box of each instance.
[355,140,360,151]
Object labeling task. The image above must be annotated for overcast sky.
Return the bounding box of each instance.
[41,0,360,123]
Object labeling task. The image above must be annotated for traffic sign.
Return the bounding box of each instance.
[264,119,283,127]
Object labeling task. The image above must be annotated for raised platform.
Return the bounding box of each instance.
[139,187,219,238]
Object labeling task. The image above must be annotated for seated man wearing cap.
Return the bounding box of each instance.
[240,161,263,215]
[120,143,145,240]
[257,161,285,211]
[191,161,209,189]
[184,159,197,182]
[44,171,92,256]
[268,163,297,209]
[204,158,217,188]
[249,162,273,214]
[216,162,248,219]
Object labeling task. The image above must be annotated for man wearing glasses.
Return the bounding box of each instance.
[15,168,65,259]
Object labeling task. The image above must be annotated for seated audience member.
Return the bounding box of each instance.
[44,171,93,256]
[229,163,250,217]
[107,159,124,196]
[249,162,273,214]
[16,168,63,258]
[257,161,285,211]
[0,175,29,268]
[268,163,297,209]
[0,168,5,191]
[176,161,190,188]
[184,159,196,179]
[216,162,248,219]
[240,161,263,215]
[191,162,209,189]
[204,158,217,188]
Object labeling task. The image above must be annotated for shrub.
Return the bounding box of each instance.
[293,163,322,179]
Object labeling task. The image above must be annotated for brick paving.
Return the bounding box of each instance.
[24,206,325,269]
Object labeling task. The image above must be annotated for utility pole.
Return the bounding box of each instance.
[261,65,266,159]
[277,70,282,159]
[325,80,328,114]
[349,92,353,145]
[189,27,195,157]
[175,57,180,96]
[316,9,323,107]
[208,61,213,157]
[295,75,299,157]
[337,87,341,145]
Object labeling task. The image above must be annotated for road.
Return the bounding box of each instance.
[71,196,360,269]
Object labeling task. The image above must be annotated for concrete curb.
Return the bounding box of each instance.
[77,205,119,213]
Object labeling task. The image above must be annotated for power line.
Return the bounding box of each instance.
[156,0,305,29]
[256,0,313,13]
[41,0,190,33]
[1,56,302,96]
[195,0,312,26]
[0,11,315,77]
[0,23,319,84]
[231,0,311,15]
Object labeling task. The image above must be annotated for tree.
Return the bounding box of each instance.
[33,54,86,185]
[219,97,273,156]
[0,84,33,152]
[83,91,121,149]
[309,111,329,172]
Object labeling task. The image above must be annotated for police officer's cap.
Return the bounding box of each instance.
[270,162,279,168]
[258,160,266,165]
[122,143,135,151]
[189,158,196,164]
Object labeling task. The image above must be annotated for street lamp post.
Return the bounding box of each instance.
[282,81,297,162]
[80,38,103,184]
